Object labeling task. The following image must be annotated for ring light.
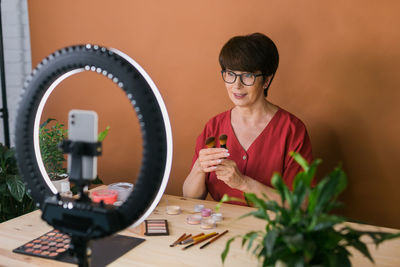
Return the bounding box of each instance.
[15,45,173,236]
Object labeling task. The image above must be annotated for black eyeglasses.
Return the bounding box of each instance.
[221,70,263,86]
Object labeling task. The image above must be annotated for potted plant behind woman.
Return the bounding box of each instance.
[39,118,69,191]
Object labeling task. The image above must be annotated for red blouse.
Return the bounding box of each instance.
[191,108,313,204]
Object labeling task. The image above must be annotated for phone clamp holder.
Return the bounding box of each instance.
[59,139,102,199]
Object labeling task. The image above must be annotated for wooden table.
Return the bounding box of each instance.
[1,194,400,266]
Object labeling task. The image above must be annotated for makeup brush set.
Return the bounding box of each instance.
[169,230,229,250]
[205,134,228,149]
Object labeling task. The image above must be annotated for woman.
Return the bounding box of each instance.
[183,33,313,205]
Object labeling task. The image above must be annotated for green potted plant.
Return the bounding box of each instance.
[219,152,400,267]
[39,118,69,191]
[39,118,109,193]
[0,143,36,222]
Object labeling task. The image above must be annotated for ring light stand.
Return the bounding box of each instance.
[14,45,173,266]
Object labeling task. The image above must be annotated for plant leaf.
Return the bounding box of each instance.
[244,193,267,210]
[290,151,310,172]
[245,209,270,221]
[349,238,373,263]
[305,158,322,187]
[221,237,236,264]
[310,167,347,214]
[282,233,304,253]
[293,171,307,191]
[265,229,279,257]
[40,118,56,129]
[92,176,104,185]
[291,180,308,212]
[6,175,25,202]
[271,173,292,207]
[216,194,246,212]
[98,126,110,142]
[244,231,260,251]
[311,214,346,231]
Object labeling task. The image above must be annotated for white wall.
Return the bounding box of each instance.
[0,0,31,146]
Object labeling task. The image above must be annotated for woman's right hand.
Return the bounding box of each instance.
[197,148,229,173]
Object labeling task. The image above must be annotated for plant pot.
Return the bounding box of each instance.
[51,174,69,192]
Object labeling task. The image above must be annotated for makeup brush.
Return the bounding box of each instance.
[180,233,204,244]
[219,134,228,149]
[179,234,192,244]
[182,232,218,250]
[199,230,229,249]
[205,136,215,148]
[169,233,187,247]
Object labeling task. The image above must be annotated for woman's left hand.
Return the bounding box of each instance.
[215,159,246,190]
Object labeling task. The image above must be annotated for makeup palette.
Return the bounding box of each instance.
[13,229,70,260]
[13,229,145,265]
[144,219,169,236]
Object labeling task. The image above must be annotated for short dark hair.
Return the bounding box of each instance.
[219,33,279,96]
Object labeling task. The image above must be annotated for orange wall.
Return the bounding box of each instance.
[28,0,400,228]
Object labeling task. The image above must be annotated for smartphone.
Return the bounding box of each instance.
[67,109,98,180]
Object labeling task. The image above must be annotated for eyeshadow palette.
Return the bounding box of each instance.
[13,229,145,266]
[13,229,70,259]
[144,219,169,236]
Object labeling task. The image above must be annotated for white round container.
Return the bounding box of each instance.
[211,212,223,222]
[108,182,134,202]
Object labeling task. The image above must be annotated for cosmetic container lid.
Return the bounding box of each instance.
[187,214,202,225]
[108,182,134,202]
[194,204,205,212]
[211,212,223,222]
[201,208,212,217]
[166,205,181,215]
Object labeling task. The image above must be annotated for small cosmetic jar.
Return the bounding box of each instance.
[194,204,205,212]
[201,218,216,229]
[187,214,202,225]
[108,182,134,202]
[211,212,223,222]
[166,205,181,215]
[201,208,212,217]
[91,189,118,204]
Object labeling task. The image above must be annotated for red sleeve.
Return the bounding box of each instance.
[282,121,313,190]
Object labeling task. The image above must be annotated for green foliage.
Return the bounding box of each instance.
[97,126,110,142]
[39,118,68,180]
[220,152,400,267]
[0,143,36,223]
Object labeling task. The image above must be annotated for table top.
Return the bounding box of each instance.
[1,193,400,267]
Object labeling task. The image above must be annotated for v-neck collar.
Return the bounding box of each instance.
[228,108,281,153]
